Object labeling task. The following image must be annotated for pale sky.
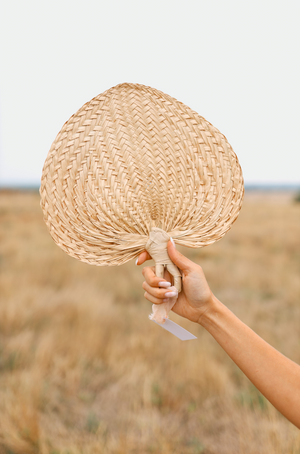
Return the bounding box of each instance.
[0,0,299,186]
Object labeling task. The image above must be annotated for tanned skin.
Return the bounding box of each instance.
[137,240,300,429]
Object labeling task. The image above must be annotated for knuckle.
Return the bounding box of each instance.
[155,288,163,298]
[149,276,158,286]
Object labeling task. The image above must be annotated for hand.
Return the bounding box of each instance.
[137,240,215,324]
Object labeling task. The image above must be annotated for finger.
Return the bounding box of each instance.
[136,251,152,265]
[167,240,194,273]
[142,280,176,299]
[142,266,171,288]
[144,291,169,305]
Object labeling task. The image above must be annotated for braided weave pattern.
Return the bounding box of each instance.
[40,83,244,266]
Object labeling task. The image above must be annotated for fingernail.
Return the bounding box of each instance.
[158,281,171,288]
[135,258,139,265]
[170,237,176,248]
[164,291,177,298]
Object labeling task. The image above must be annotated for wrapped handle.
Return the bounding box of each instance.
[145,228,182,323]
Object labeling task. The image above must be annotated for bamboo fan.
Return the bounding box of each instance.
[40,83,244,327]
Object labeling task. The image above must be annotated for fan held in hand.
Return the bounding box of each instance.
[40,83,244,324]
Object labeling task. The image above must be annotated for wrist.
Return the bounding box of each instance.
[197,293,225,327]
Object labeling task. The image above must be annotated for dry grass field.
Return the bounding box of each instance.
[0,189,300,454]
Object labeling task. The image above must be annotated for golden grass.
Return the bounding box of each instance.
[0,189,300,454]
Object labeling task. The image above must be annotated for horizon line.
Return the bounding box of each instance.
[0,183,300,192]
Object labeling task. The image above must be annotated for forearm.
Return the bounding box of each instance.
[199,296,300,428]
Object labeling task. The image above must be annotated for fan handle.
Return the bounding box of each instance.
[145,228,182,292]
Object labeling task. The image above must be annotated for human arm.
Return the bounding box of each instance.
[137,240,300,429]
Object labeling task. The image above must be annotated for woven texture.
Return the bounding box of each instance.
[40,83,244,266]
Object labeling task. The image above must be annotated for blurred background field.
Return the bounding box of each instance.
[0,189,300,454]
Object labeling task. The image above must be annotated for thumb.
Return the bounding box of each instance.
[167,239,193,273]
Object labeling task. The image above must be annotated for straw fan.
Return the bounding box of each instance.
[40,83,244,338]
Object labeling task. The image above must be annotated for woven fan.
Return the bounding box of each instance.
[40,83,244,330]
